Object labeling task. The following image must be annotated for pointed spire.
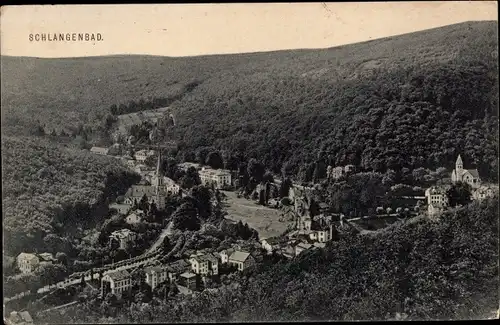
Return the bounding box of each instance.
[456,154,463,164]
[156,149,162,177]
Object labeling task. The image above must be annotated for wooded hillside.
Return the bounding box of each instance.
[1,21,498,179]
[2,136,140,257]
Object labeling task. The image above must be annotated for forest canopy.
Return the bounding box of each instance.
[1,21,498,181]
[2,136,140,257]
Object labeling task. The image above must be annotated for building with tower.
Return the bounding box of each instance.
[451,155,481,189]
[124,150,168,209]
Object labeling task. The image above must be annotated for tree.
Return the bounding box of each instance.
[172,201,200,231]
[190,185,213,220]
[263,172,274,184]
[34,263,67,287]
[162,157,180,180]
[138,194,150,211]
[55,252,68,266]
[446,182,472,207]
[247,159,265,183]
[181,167,201,189]
[161,236,171,252]
[412,167,427,184]
[279,178,292,198]
[205,151,224,169]
[196,147,213,165]
[382,169,397,187]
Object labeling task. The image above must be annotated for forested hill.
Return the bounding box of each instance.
[1,136,140,257]
[1,21,498,178]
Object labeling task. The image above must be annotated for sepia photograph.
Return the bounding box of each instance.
[1,2,499,323]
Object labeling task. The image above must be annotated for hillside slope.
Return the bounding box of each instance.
[1,21,498,178]
[1,136,140,257]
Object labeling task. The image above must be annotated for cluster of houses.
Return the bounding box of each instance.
[5,311,34,325]
[109,150,181,216]
[177,162,233,190]
[327,164,356,180]
[100,247,257,296]
[424,155,497,216]
[261,212,335,259]
[16,252,58,274]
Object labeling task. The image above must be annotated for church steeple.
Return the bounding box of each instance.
[155,149,163,194]
[456,154,463,171]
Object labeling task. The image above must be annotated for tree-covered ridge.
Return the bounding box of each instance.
[2,136,140,257]
[171,50,498,180]
[1,23,497,179]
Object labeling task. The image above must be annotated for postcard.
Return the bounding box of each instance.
[1,2,498,323]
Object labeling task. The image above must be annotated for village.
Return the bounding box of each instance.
[5,137,498,325]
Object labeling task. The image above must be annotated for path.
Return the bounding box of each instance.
[38,301,80,314]
[146,221,174,254]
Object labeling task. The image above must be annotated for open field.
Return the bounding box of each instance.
[222,191,293,239]
[115,106,170,135]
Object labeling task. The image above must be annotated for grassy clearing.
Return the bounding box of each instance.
[222,191,293,239]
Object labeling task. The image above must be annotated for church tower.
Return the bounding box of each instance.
[455,154,463,173]
[154,150,164,192]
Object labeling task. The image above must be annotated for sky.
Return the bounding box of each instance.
[0,2,497,58]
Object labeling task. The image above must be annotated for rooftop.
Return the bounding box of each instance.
[229,251,251,263]
[90,146,109,154]
[17,253,39,262]
[107,269,131,281]
[167,259,191,273]
[144,265,168,274]
[38,252,56,262]
[110,228,135,239]
[135,149,156,156]
[180,272,197,279]
[199,168,231,176]
[460,168,480,178]
[19,311,33,323]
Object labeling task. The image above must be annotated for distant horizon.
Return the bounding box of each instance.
[1,20,497,60]
[1,3,497,58]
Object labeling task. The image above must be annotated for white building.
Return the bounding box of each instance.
[219,249,235,264]
[134,150,156,163]
[90,146,109,155]
[228,251,255,272]
[144,265,170,290]
[101,270,132,296]
[472,185,497,201]
[425,185,450,216]
[189,253,219,276]
[6,311,33,325]
[109,229,137,250]
[260,237,285,254]
[199,167,232,189]
[125,210,145,224]
[16,253,40,274]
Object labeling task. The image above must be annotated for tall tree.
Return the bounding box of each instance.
[172,201,200,231]
[205,151,224,169]
[446,182,472,207]
[247,159,265,183]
